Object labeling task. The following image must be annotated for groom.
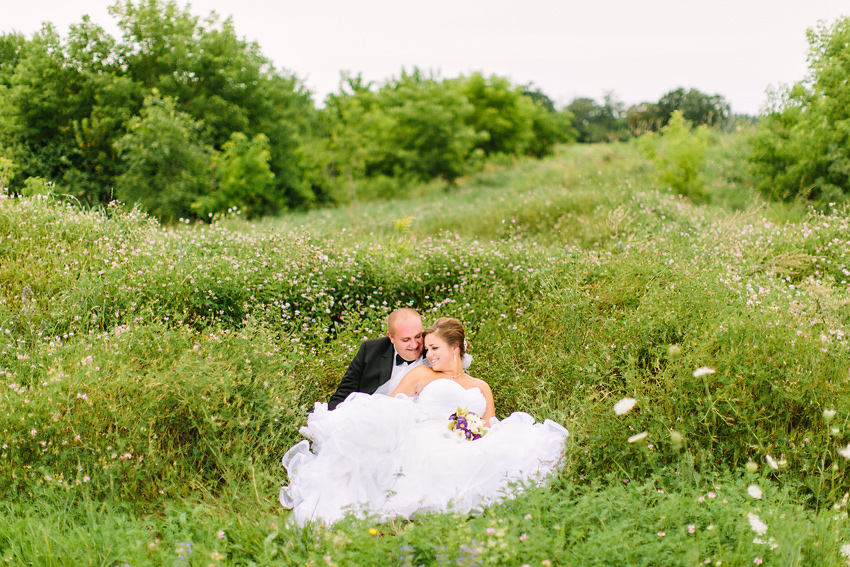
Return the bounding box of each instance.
[327,308,426,410]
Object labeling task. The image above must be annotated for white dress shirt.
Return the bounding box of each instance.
[374,349,427,396]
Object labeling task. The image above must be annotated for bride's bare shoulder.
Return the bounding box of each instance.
[467,376,491,391]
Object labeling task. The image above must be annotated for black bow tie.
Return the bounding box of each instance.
[396,353,417,366]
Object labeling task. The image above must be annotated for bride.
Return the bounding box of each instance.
[280,317,569,526]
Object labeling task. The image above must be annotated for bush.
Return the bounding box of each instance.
[638,111,709,201]
[749,16,850,203]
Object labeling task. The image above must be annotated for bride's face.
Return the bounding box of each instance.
[424,333,458,371]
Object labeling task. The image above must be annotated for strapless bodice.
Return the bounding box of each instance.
[415,379,486,418]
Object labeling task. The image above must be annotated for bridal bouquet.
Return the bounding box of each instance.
[448,407,487,441]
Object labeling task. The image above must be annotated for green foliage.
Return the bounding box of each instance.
[318,71,573,200]
[655,87,731,128]
[0,1,317,219]
[321,70,479,198]
[457,72,536,156]
[566,93,629,143]
[749,16,850,203]
[195,132,277,219]
[639,111,709,200]
[115,92,211,222]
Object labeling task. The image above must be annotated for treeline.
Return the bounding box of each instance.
[0,0,768,222]
[0,0,577,221]
[566,88,744,144]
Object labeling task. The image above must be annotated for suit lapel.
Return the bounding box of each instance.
[379,342,394,386]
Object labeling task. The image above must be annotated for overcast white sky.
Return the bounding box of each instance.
[4,1,848,115]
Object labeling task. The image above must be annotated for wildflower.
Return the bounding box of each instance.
[688,525,696,533]
[838,445,850,459]
[748,485,763,499]
[667,344,682,359]
[840,543,850,558]
[82,475,90,483]
[748,513,768,536]
[765,454,778,470]
[693,367,715,377]
[657,531,666,537]
[614,398,637,415]
[628,431,648,443]
[745,460,758,473]
[217,530,225,540]
[542,561,551,566]
[210,552,224,561]
[824,409,837,424]
[708,492,716,499]
[519,533,529,541]
[368,528,378,536]
[524,513,533,520]
[754,558,762,565]
[486,528,496,535]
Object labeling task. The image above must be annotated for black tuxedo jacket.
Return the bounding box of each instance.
[328,336,395,410]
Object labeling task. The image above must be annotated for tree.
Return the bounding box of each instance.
[655,88,730,128]
[0,0,320,217]
[320,70,480,198]
[566,93,628,143]
[115,92,211,222]
[457,72,536,156]
[194,132,276,219]
[749,16,850,202]
[110,0,319,208]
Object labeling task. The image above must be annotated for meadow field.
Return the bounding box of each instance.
[2,133,850,565]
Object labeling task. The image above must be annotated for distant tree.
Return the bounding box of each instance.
[566,93,628,143]
[626,102,662,135]
[521,83,577,157]
[320,70,481,198]
[521,83,556,113]
[457,72,537,156]
[654,88,730,128]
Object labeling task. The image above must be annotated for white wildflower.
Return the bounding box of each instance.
[838,444,850,460]
[766,454,779,470]
[824,409,837,424]
[693,367,715,377]
[747,485,763,499]
[614,398,637,415]
[627,431,648,443]
[748,512,768,536]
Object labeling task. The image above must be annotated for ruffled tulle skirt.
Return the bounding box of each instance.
[280,393,568,525]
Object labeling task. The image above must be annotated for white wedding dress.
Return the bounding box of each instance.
[280,379,568,525]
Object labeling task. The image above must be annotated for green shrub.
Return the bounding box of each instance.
[639,111,709,201]
[749,16,850,203]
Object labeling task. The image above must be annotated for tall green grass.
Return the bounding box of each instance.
[2,134,850,564]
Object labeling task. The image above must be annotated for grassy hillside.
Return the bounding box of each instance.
[2,134,850,565]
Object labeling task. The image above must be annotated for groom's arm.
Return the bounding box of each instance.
[328,341,369,410]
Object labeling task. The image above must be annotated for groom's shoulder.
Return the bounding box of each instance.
[358,336,392,352]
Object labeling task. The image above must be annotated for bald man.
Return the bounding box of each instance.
[327,308,425,410]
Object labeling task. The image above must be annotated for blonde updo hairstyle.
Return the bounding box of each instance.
[424,317,466,357]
